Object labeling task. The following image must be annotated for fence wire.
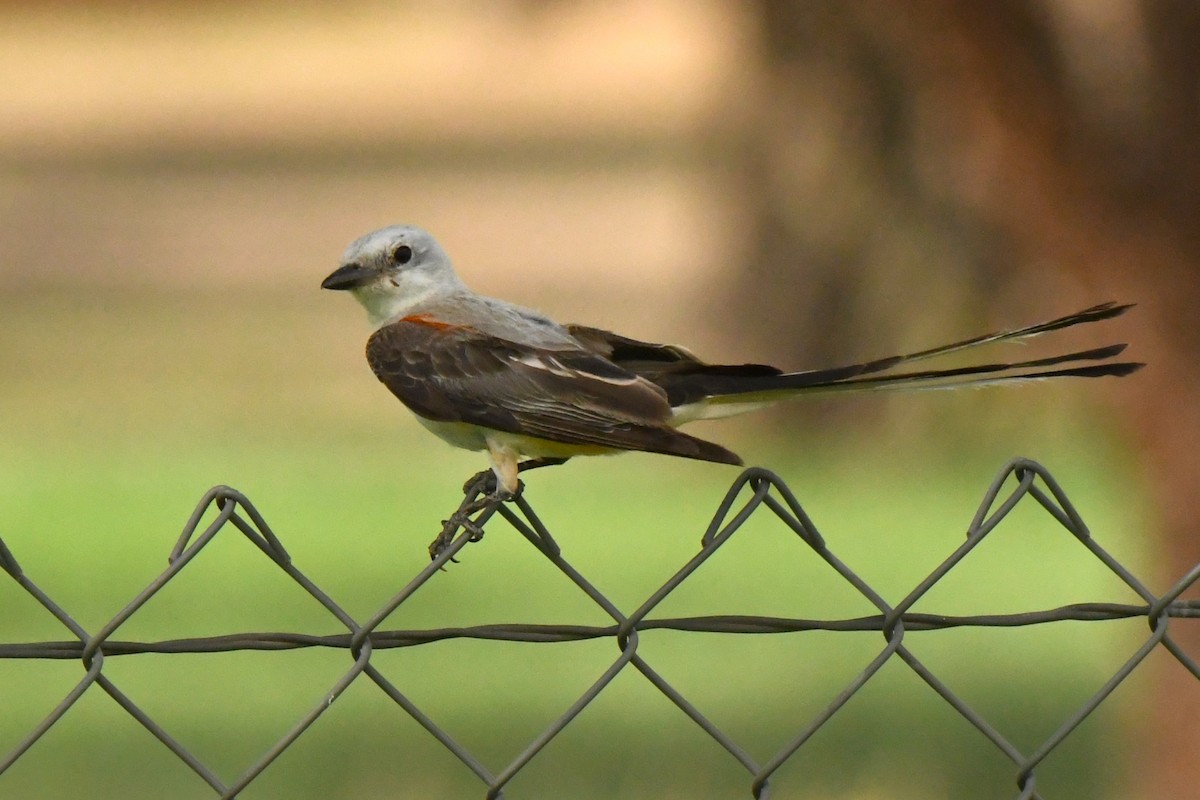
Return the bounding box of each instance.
[1,457,1198,799]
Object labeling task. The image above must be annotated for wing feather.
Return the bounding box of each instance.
[366,319,741,464]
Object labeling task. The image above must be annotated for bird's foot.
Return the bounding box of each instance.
[429,484,515,561]
[461,468,498,497]
[430,459,567,562]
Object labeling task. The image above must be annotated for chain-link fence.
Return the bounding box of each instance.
[2,457,1197,799]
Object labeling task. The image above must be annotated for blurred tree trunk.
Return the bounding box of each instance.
[735,1,1200,795]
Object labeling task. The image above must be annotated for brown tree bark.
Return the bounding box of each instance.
[736,1,1200,794]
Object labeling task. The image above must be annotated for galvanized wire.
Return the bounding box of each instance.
[1,457,1197,799]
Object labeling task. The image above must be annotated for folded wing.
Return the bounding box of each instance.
[366,318,742,464]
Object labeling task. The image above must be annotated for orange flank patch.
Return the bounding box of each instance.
[400,314,462,331]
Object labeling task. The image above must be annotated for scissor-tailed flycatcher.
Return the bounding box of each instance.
[322,224,1142,497]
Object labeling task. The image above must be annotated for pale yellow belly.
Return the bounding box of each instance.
[415,417,617,459]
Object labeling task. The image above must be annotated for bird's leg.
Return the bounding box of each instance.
[455,456,567,497]
[430,457,570,561]
[431,466,509,560]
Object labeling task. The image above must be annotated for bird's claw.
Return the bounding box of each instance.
[461,468,497,497]
[428,486,514,561]
[431,462,554,561]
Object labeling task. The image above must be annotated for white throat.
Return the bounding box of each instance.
[355,271,464,328]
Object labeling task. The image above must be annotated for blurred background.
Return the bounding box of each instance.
[1,1,1197,798]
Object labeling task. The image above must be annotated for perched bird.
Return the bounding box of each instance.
[322,224,1142,498]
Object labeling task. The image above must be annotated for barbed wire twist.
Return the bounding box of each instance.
[2,457,1197,799]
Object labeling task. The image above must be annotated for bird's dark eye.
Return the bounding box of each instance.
[391,245,413,265]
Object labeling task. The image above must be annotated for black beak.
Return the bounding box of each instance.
[321,262,376,291]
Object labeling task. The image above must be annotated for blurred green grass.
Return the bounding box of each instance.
[1,288,1155,798]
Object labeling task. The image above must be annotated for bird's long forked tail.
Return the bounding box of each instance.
[691,302,1144,408]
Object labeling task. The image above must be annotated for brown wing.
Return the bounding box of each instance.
[565,324,783,406]
[365,319,741,464]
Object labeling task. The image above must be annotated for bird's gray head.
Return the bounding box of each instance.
[321,225,466,326]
